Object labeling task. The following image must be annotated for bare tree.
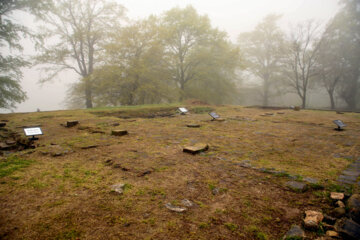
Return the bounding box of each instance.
[283,21,322,109]
[35,0,126,108]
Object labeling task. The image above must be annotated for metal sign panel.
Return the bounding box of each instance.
[179,107,188,113]
[333,120,346,128]
[24,127,43,136]
[209,112,220,119]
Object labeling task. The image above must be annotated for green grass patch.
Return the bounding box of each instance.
[191,107,214,114]
[224,222,238,232]
[0,156,34,178]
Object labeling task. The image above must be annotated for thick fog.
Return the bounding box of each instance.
[0,0,344,113]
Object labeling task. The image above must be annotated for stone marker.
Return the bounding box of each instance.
[326,231,339,237]
[331,192,345,200]
[286,181,307,192]
[183,143,208,154]
[181,199,194,207]
[339,219,360,239]
[165,203,187,213]
[186,124,200,128]
[111,130,128,136]
[66,120,79,127]
[283,225,305,239]
[0,122,6,127]
[304,210,323,229]
[111,183,125,194]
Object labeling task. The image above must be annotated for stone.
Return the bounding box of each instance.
[0,122,6,127]
[80,145,97,149]
[326,230,339,237]
[277,112,285,114]
[165,203,187,213]
[138,170,152,177]
[183,143,208,154]
[283,225,305,239]
[186,124,200,128]
[66,120,79,127]
[110,183,125,194]
[212,187,220,195]
[286,181,307,192]
[339,219,360,239]
[304,210,324,229]
[347,194,360,224]
[323,215,337,225]
[181,199,194,207]
[303,177,319,184]
[111,130,128,136]
[330,207,346,218]
[336,201,345,208]
[294,106,301,111]
[331,192,345,200]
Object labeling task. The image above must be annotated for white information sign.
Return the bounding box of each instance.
[179,107,188,113]
[24,127,43,136]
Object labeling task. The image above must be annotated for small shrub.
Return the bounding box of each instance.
[224,222,238,232]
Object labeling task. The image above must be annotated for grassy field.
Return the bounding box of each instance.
[0,104,359,239]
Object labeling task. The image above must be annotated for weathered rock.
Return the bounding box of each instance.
[304,210,324,229]
[80,145,98,149]
[331,192,345,201]
[66,120,79,127]
[326,230,339,238]
[111,130,128,136]
[348,194,360,224]
[336,201,345,208]
[323,223,336,231]
[183,143,208,154]
[286,181,307,192]
[138,170,152,177]
[283,225,305,239]
[212,187,220,195]
[110,183,125,194]
[165,203,187,213]
[339,219,360,240]
[181,199,194,207]
[186,124,201,128]
[323,214,337,225]
[0,122,6,127]
[330,207,346,218]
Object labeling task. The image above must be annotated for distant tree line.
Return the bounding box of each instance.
[0,0,359,110]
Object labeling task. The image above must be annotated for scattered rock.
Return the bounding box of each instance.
[304,210,324,229]
[347,194,360,224]
[323,214,337,225]
[303,177,319,185]
[331,192,345,201]
[111,130,128,136]
[66,120,79,127]
[339,219,360,239]
[110,183,125,194]
[283,225,305,239]
[186,124,200,128]
[330,207,346,218]
[0,122,6,127]
[90,129,105,134]
[165,203,187,213]
[212,187,220,195]
[183,143,208,154]
[104,159,113,165]
[286,181,307,192]
[138,170,152,177]
[326,230,339,238]
[336,201,345,208]
[80,145,98,149]
[181,199,194,207]
[112,164,129,171]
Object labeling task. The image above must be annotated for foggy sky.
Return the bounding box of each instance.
[2,0,340,113]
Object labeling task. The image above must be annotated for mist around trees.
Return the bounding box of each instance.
[1,0,359,111]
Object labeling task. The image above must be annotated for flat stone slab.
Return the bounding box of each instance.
[286,181,307,192]
[303,177,319,184]
[338,175,358,183]
[111,130,128,136]
[330,192,345,200]
[165,203,187,213]
[186,124,200,128]
[283,225,305,239]
[183,143,208,154]
[66,120,79,127]
[342,170,360,176]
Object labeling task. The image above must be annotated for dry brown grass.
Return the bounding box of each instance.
[0,105,359,239]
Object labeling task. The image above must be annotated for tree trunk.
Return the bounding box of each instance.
[84,78,93,108]
[328,91,335,110]
[263,78,269,106]
[301,93,306,109]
